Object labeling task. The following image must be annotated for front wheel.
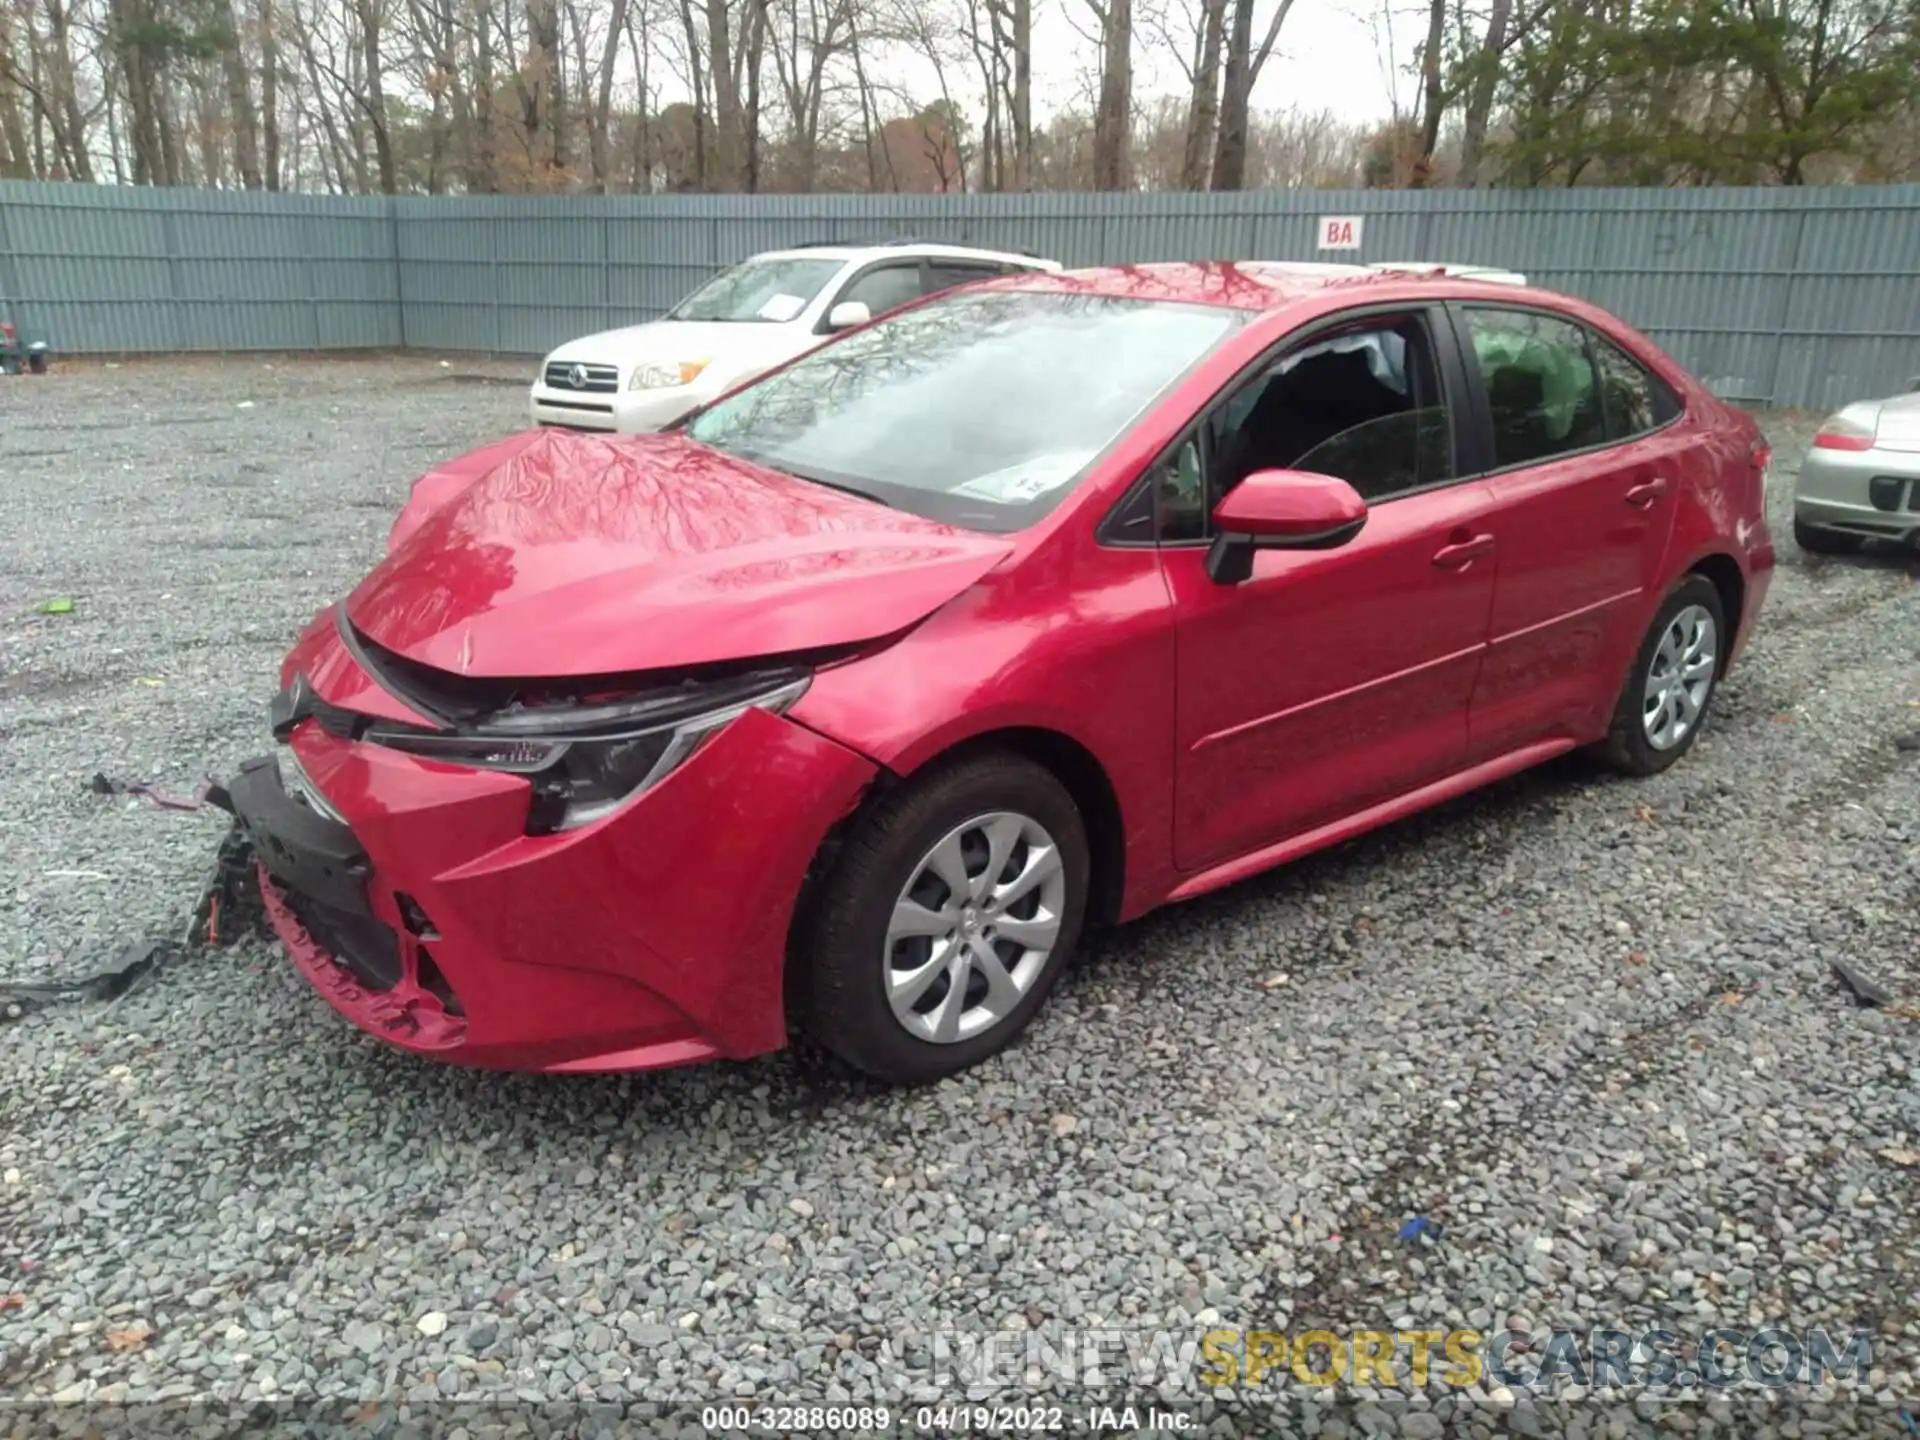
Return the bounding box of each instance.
[1593,575,1727,777]
[795,752,1089,1084]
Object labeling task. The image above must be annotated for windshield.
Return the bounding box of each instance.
[684,288,1245,531]
[667,257,845,324]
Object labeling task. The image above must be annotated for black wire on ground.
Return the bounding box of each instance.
[0,779,267,1026]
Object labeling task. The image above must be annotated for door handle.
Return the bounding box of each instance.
[1432,533,1495,569]
[1625,476,1670,507]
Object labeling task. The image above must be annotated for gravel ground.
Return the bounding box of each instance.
[2,357,1917,1434]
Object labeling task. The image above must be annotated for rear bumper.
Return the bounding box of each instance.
[230,660,877,1073]
[1795,446,1920,541]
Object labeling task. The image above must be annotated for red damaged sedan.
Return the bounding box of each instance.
[232,262,1773,1083]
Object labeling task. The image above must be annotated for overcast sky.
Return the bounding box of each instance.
[991,0,1413,127]
[638,0,1417,133]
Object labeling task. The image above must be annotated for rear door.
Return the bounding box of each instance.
[1453,305,1687,758]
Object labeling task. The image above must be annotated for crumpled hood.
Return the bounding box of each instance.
[347,429,1012,679]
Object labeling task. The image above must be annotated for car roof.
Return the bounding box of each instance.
[994,260,1560,312]
[750,241,1061,270]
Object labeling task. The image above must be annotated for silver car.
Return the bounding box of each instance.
[1794,384,1920,553]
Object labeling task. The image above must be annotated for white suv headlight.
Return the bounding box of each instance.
[630,360,711,390]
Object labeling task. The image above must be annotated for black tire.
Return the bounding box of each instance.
[795,751,1089,1084]
[1794,516,1864,555]
[1593,574,1727,777]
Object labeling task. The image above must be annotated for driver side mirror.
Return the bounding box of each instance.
[1205,469,1368,584]
[826,301,871,332]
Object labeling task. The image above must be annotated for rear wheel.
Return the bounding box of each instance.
[1794,515,1865,555]
[796,752,1088,1084]
[1594,575,1726,777]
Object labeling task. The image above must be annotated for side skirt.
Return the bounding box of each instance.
[1166,738,1577,904]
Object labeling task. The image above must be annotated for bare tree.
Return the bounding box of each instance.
[1410,0,1445,185]
[767,0,854,188]
[1083,0,1131,187]
[1210,0,1293,188]
[1454,0,1512,184]
[588,0,631,185]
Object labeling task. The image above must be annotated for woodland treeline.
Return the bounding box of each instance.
[0,0,1915,194]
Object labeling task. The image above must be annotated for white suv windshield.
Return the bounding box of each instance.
[668,258,845,323]
[684,289,1244,532]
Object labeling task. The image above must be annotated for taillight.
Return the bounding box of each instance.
[1812,410,1877,451]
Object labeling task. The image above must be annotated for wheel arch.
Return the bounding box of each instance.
[790,722,1129,952]
[1685,551,1745,674]
[915,727,1128,929]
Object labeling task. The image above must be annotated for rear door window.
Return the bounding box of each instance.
[1590,333,1682,439]
[1463,308,1608,468]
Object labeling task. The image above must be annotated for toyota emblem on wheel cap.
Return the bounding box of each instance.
[567,362,588,389]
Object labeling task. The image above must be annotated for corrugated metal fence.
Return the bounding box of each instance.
[4,180,1919,409]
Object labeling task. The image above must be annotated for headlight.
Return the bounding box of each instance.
[629,360,710,390]
[365,668,808,833]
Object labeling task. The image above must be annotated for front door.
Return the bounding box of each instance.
[1162,309,1500,873]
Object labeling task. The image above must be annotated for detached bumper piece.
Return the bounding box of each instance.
[227,754,466,1049]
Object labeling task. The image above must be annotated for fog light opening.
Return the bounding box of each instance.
[414,946,464,1018]
[395,891,440,940]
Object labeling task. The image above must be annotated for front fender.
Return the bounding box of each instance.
[786,549,1181,918]
[387,430,548,553]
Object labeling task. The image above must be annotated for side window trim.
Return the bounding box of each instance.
[1096,301,1469,550]
[929,261,1002,284]
[1448,301,1686,476]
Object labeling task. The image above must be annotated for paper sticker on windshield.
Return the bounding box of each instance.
[953,452,1091,504]
[756,293,807,322]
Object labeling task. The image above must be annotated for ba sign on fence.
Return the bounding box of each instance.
[1317,216,1364,251]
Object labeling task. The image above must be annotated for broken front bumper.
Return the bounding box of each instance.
[227,753,470,1052]
[227,687,878,1073]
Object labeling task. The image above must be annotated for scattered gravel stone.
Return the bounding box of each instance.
[1,367,1915,1417]
[416,1311,449,1337]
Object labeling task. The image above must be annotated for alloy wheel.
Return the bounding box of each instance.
[1642,603,1717,751]
[884,811,1066,1044]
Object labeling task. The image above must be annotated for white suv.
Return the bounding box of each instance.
[529,241,1063,433]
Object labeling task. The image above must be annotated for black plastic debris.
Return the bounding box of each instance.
[0,784,263,1027]
[0,938,181,1023]
[1832,958,1897,1009]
